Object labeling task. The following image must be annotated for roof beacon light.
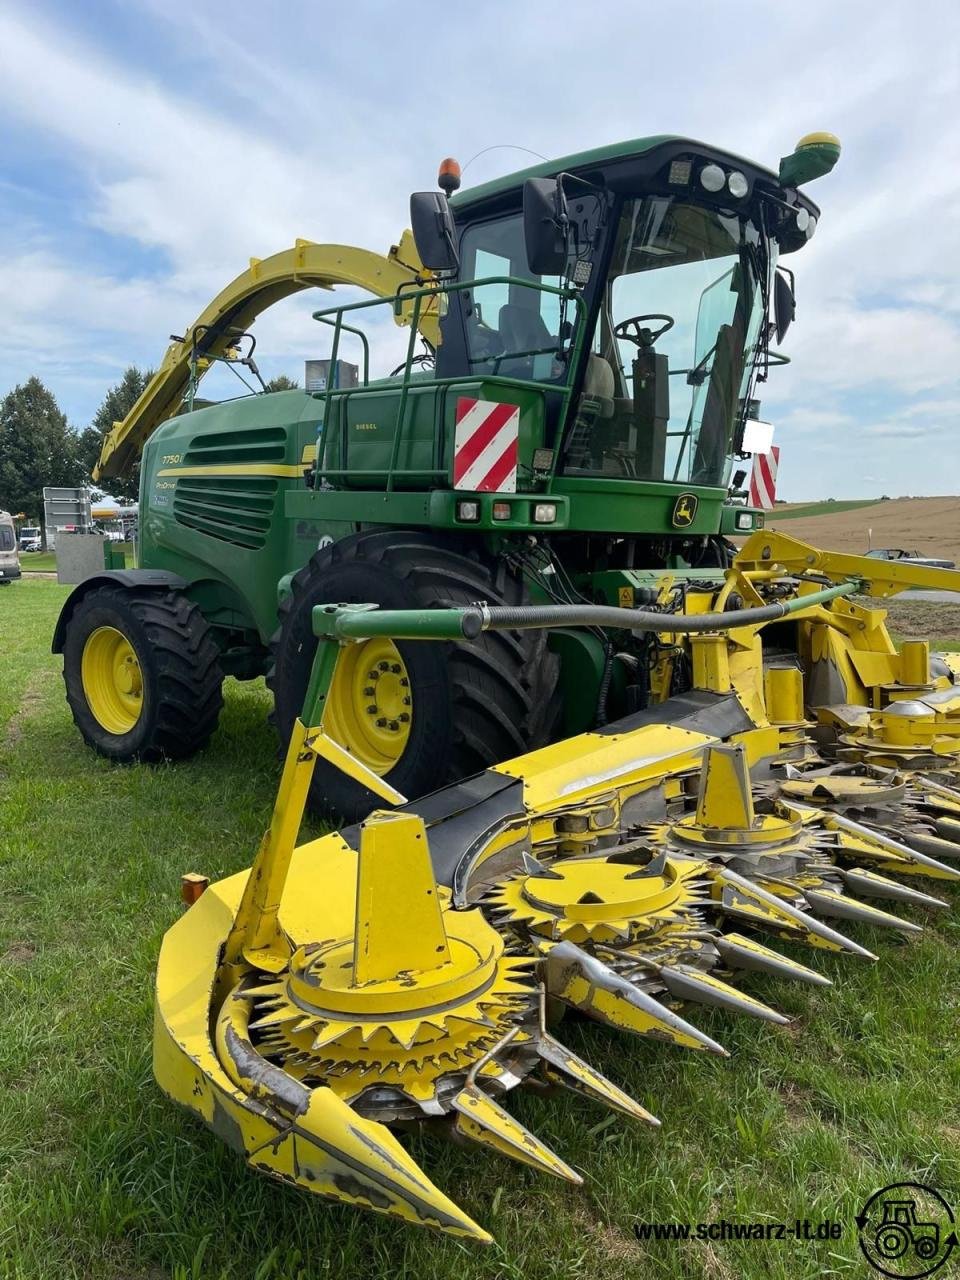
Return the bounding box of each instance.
[438,158,462,195]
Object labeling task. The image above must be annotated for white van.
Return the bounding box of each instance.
[0,511,21,584]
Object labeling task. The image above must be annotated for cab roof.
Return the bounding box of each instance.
[450,135,779,212]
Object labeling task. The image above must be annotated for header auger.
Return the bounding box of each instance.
[156,531,960,1242]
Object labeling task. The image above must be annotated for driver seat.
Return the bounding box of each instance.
[497,304,552,355]
[581,353,616,419]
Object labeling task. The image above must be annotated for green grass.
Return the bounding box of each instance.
[2,580,960,1280]
[19,544,134,574]
[19,551,57,571]
[771,500,883,521]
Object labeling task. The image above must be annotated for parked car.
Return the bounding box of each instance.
[0,511,22,583]
[864,547,955,570]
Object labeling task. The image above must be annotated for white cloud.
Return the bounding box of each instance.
[0,0,957,499]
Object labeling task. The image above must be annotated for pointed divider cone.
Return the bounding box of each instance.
[696,743,755,830]
[536,1032,660,1126]
[803,888,923,936]
[451,1082,582,1183]
[715,933,832,987]
[824,813,960,881]
[354,810,450,984]
[658,965,790,1024]
[543,940,729,1056]
[717,869,878,959]
[260,1087,494,1242]
[839,868,947,909]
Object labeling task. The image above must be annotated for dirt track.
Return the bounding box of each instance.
[768,496,960,563]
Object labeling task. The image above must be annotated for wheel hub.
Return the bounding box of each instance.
[80,626,143,734]
[325,637,412,773]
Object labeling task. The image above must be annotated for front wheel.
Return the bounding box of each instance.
[62,587,224,761]
[268,530,559,821]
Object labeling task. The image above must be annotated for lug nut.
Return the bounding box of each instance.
[366,705,377,715]
[399,677,409,688]
[376,717,388,727]
[389,720,400,731]
[377,661,390,672]
[363,686,375,696]
[399,712,410,723]
[367,669,380,681]
[402,696,411,706]
[390,663,402,674]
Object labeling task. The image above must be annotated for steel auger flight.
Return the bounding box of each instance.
[155,534,960,1242]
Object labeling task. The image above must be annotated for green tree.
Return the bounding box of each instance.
[78,366,154,502]
[265,374,299,392]
[0,377,85,545]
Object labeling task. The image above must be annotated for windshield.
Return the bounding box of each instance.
[562,196,770,486]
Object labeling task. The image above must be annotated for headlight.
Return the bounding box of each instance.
[456,501,480,522]
[795,207,810,233]
[735,510,754,531]
[699,163,726,193]
[727,170,748,198]
[805,215,817,239]
[533,503,557,524]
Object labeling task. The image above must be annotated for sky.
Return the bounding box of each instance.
[0,0,957,500]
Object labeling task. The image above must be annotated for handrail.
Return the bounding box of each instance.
[313,315,370,385]
[310,276,585,491]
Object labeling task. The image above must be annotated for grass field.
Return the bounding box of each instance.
[770,500,883,521]
[18,551,57,572]
[2,580,960,1280]
[18,544,135,575]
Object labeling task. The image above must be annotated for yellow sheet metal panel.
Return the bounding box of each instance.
[354,811,451,981]
[494,723,718,812]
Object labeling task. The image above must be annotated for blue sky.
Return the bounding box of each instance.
[0,0,957,499]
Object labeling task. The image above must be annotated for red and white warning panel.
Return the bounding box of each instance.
[453,397,520,493]
[749,446,780,509]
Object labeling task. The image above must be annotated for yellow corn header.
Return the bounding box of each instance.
[155,533,960,1242]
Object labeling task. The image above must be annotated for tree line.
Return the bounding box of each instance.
[0,368,299,531]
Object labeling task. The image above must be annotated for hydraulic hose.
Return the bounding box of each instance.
[317,579,864,643]
[464,579,862,638]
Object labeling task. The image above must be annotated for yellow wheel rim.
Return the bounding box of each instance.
[324,637,412,774]
[81,626,144,734]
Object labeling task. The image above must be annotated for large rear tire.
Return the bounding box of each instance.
[62,587,224,762]
[268,530,559,821]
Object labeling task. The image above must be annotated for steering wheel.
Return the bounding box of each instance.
[614,314,674,347]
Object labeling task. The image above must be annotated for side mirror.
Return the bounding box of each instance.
[773,269,795,344]
[410,192,459,272]
[523,177,569,275]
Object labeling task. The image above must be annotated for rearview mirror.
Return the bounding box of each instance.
[410,192,459,272]
[773,269,795,344]
[523,177,569,275]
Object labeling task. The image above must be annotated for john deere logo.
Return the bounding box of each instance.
[672,493,698,528]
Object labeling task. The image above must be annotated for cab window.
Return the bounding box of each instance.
[459,214,569,383]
